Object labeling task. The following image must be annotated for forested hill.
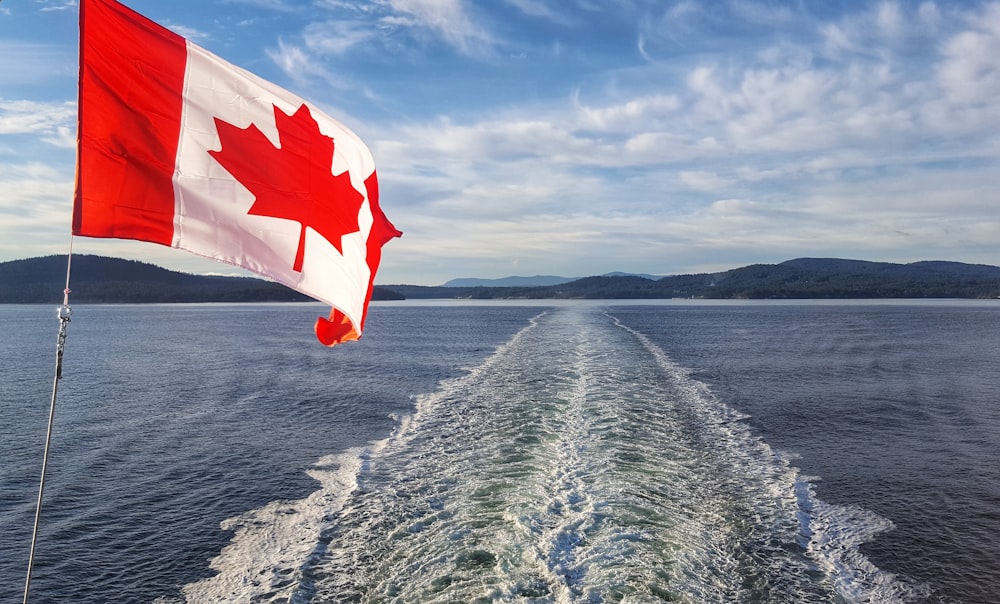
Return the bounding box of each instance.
[3,255,999,303]
[385,258,1000,300]
[0,255,404,303]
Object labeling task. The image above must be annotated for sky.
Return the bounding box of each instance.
[1,0,998,286]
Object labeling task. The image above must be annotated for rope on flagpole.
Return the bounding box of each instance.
[23,245,74,604]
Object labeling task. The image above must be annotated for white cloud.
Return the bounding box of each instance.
[679,171,729,191]
[575,93,680,131]
[302,20,376,55]
[268,0,499,88]
[0,99,76,139]
[221,0,296,10]
[876,2,904,37]
[503,0,566,23]
[917,2,942,30]
[381,0,497,56]
[162,21,211,42]
[936,30,1000,104]
[266,39,335,84]
[38,0,77,12]
[0,162,74,257]
[41,125,76,149]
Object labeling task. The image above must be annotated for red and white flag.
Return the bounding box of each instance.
[73,0,401,346]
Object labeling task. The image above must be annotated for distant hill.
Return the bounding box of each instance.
[442,272,663,287]
[384,258,1000,300]
[601,271,664,281]
[442,275,574,287]
[3,255,998,303]
[0,255,404,303]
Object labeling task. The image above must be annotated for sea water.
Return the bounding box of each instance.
[1,301,997,603]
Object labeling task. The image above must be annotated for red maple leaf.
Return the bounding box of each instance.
[209,104,364,272]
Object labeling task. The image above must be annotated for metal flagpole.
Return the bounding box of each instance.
[23,249,74,604]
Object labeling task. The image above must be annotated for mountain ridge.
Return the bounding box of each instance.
[442,275,574,287]
[385,257,1000,300]
[2,255,999,303]
[441,272,664,287]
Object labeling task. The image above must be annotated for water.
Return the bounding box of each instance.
[1,301,997,603]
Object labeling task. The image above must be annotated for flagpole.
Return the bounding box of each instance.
[23,249,74,604]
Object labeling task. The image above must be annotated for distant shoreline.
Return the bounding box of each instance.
[3,254,1000,303]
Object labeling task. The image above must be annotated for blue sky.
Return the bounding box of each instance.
[2,0,998,285]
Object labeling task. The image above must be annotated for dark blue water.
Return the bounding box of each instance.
[1,301,997,602]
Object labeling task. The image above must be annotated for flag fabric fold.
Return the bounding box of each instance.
[74,0,400,346]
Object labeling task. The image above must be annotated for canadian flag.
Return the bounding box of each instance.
[73,0,401,346]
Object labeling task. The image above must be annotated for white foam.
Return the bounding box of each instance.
[180,447,370,602]
[409,311,547,423]
[803,485,933,603]
[177,313,547,602]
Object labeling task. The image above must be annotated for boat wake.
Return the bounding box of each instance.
[174,306,930,603]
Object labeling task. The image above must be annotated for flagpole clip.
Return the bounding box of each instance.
[55,303,71,380]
